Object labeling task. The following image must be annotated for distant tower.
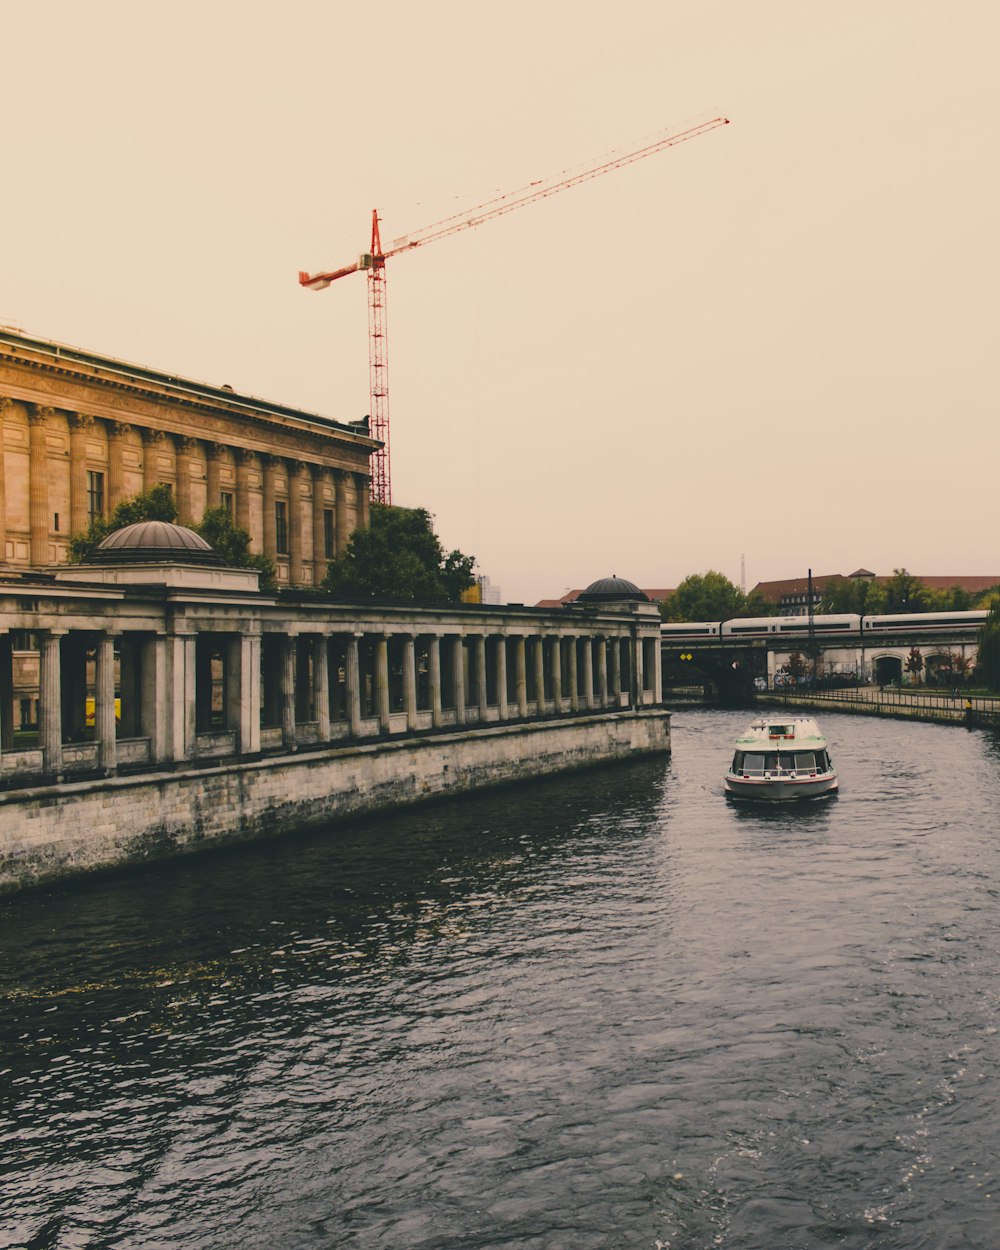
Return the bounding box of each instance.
[740,553,746,595]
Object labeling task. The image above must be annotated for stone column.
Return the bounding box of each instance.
[106,421,131,512]
[533,637,546,712]
[288,460,307,585]
[206,442,225,510]
[28,405,53,567]
[403,635,419,731]
[568,638,580,712]
[262,455,278,560]
[633,632,645,706]
[375,634,391,732]
[581,637,594,709]
[597,637,609,707]
[168,632,197,761]
[313,636,330,740]
[475,635,488,719]
[346,634,363,736]
[311,466,330,586]
[0,633,13,751]
[65,412,94,536]
[551,638,563,710]
[653,633,663,704]
[495,636,509,720]
[174,436,197,524]
[96,633,117,774]
[515,636,528,717]
[39,631,63,777]
[280,634,297,748]
[143,634,169,763]
[355,472,371,529]
[235,449,254,537]
[610,638,622,707]
[0,397,9,556]
[452,637,466,725]
[142,428,166,493]
[429,635,443,728]
[334,469,350,556]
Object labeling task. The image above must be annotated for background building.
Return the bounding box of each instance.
[0,328,378,587]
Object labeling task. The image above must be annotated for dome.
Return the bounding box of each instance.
[89,521,224,564]
[576,575,649,603]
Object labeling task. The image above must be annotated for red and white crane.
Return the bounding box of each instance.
[299,116,729,504]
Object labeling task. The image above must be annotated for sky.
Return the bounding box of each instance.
[3,1,998,604]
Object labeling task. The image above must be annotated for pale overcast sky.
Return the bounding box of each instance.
[4,2,998,603]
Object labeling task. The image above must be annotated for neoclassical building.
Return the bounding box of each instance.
[0,326,377,586]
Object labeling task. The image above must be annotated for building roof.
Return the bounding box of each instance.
[90,521,224,565]
[536,586,673,608]
[751,571,1000,600]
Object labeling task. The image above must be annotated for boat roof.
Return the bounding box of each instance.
[735,717,829,748]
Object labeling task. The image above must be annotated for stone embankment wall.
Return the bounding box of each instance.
[0,709,670,894]
[756,690,1000,728]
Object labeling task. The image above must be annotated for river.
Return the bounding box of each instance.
[3,710,1000,1249]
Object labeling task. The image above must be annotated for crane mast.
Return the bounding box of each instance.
[300,117,729,504]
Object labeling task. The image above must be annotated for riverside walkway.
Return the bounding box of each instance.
[756,687,1000,728]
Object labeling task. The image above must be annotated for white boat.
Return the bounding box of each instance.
[725,716,838,800]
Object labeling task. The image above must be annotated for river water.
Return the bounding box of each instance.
[3,710,1000,1250]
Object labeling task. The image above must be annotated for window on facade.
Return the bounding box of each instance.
[220,492,234,517]
[87,471,105,522]
[275,501,289,554]
[324,509,335,559]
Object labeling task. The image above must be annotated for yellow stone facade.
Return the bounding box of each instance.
[0,328,377,585]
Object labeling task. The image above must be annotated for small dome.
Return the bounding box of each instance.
[576,575,649,603]
[89,521,223,564]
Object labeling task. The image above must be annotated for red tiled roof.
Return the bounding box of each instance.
[534,587,674,607]
[751,572,1000,599]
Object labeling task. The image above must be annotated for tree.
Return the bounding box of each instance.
[323,503,476,602]
[821,575,887,615]
[974,584,1000,609]
[884,568,929,614]
[194,507,277,591]
[68,484,178,562]
[976,599,1000,691]
[904,646,924,684]
[662,571,746,622]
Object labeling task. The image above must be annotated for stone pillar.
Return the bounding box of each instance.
[334,469,350,556]
[452,637,466,725]
[581,637,594,709]
[515,636,528,717]
[551,638,563,710]
[429,635,443,728]
[610,638,622,707]
[168,633,197,761]
[596,637,609,707]
[495,636,509,720]
[280,635,297,748]
[235,449,254,538]
[0,633,13,751]
[262,455,278,560]
[143,634,169,763]
[355,473,371,529]
[633,632,645,706]
[375,634,391,732]
[39,631,63,777]
[314,636,330,740]
[174,436,197,524]
[288,460,307,585]
[403,635,419,731]
[0,397,9,555]
[346,633,363,736]
[28,405,53,567]
[96,633,117,774]
[106,421,131,512]
[533,638,546,712]
[311,467,330,586]
[475,635,488,718]
[142,428,166,493]
[653,633,663,704]
[206,442,225,511]
[65,412,94,536]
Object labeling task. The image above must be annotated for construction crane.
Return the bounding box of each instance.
[299,116,729,504]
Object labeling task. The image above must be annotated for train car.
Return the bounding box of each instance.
[660,620,722,639]
[721,614,861,638]
[861,610,988,634]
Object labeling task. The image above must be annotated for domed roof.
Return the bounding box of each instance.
[576,575,649,603]
[89,521,224,565]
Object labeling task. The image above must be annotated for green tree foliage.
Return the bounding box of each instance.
[821,575,887,615]
[974,584,1000,609]
[68,484,178,562]
[884,568,930,614]
[322,503,476,603]
[976,599,1000,691]
[662,571,748,622]
[194,507,277,591]
[904,646,924,683]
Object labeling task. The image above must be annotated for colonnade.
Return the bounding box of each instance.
[0,623,662,784]
[0,399,371,584]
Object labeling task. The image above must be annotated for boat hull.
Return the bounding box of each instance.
[725,773,839,801]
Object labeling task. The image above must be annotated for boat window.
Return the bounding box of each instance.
[732,751,745,771]
[815,750,829,771]
[793,752,816,771]
[763,754,778,770]
[743,753,765,772]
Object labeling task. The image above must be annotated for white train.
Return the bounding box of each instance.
[661,610,989,641]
